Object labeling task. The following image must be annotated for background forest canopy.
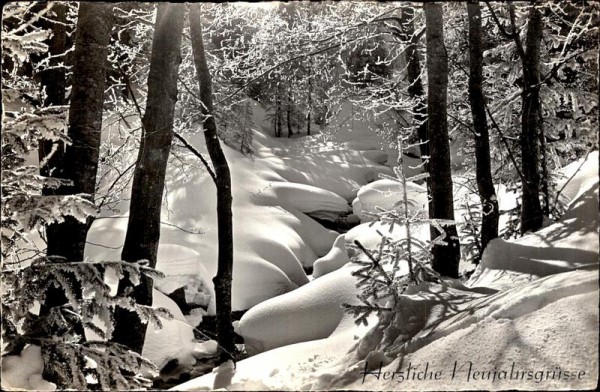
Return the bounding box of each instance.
[1,1,599,390]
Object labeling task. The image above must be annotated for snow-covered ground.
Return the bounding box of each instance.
[172,142,598,390]
[3,101,597,390]
[84,101,402,371]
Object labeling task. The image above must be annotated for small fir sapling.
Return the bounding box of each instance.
[342,133,445,334]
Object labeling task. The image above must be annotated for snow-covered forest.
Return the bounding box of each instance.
[1,2,598,390]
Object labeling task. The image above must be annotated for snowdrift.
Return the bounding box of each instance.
[236,264,361,355]
[81,106,397,372]
[174,150,599,391]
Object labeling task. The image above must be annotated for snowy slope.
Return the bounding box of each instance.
[81,101,398,370]
[174,150,599,391]
[468,151,599,290]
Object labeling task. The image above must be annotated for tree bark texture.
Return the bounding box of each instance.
[519,5,544,233]
[45,2,113,261]
[467,2,499,254]
[112,3,185,354]
[189,3,237,363]
[424,3,460,278]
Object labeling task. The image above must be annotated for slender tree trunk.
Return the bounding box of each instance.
[112,3,185,354]
[467,2,499,254]
[44,2,113,261]
[424,3,460,278]
[276,86,282,137]
[189,3,237,363]
[519,5,544,233]
[307,72,312,136]
[287,88,293,138]
[402,7,428,164]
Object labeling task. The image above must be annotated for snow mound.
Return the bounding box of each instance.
[313,234,351,278]
[345,220,430,262]
[85,216,301,311]
[1,345,56,391]
[263,181,349,218]
[284,209,339,257]
[258,154,394,201]
[352,179,428,222]
[236,265,361,355]
[143,289,195,372]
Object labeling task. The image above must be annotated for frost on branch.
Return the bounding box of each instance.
[2,258,171,390]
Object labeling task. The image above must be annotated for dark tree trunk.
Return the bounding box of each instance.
[467,2,499,254]
[307,72,312,136]
[424,3,460,278]
[287,89,293,138]
[112,3,185,354]
[45,2,113,261]
[519,5,544,233]
[400,6,434,220]
[38,2,113,385]
[402,7,428,164]
[276,87,282,137]
[189,3,237,363]
[34,3,70,325]
[37,2,67,181]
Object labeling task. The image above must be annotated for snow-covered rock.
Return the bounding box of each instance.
[143,289,196,372]
[313,234,351,278]
[236,265,361,355]
[285,209,339,257]
[154,244,212,310]
[85,215,301,312]
[350,267,599,391]
[345,220,430,262]
[352,178,428,222]
[263,181,349,218]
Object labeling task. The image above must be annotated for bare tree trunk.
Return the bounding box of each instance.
[519,5,544,233]
[467,2,499,254]
[307,76,312,136]
[287,88,293,138]
[276,86,282,137]
[400,6,434,221]
[112,3,185,354]
[189,3,237,363]
[44,2,113,261]
[424,3,460,278]
[39,2,113,384]
[402,7,428,165]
